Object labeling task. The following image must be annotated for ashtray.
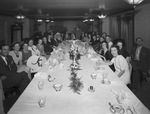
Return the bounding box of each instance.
[53,84,63,91]
[48,75,55,82]
[88,86,95,92]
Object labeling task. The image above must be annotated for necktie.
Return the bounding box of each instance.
[5,57,11,70]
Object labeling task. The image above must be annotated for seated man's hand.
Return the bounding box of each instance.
[0,76,7,80]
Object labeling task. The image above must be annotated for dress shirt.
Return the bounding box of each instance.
[0,55,7,65]
[134,46,142,60]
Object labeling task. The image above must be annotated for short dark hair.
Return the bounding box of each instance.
[11,42,20,47]
[110,45,120,55]
[113,39,126,48]
[106,35,111,38]
[101,41,109,49]
[136,37,143,42]
[0,44,9,50]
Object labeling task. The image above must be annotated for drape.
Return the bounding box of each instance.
[110,14,133,54]
[110,16,120,39]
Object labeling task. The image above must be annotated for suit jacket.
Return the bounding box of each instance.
[131,46,150,72]
[0,55,17,78]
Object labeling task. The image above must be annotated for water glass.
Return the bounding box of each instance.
[38,80,44,90]
[116,94,126,104]
[102,72,108,79]
[91,73,97,79]
[38,96,46,108]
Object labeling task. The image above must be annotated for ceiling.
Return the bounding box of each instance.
[0,0,149,20]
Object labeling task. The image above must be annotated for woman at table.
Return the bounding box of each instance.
[22,42,32,65]
[36,38,46,56]
[9,42,31,80]
[42,36,53,58]
[113,39,130,59]
[103,45,130,84]
[47,34,53,46]
[9,42,22,66]
[99,41,112,61]
[91,35,97,47]
[28,39,40,56]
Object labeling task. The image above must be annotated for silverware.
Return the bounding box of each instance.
[132,105,138,114]
[126,106,134,114]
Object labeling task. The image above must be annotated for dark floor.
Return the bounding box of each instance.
[3,78,150,113]
[135,77,150,110]
[3,95,19,113]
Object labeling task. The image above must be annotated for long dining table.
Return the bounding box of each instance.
[8,44,150,114]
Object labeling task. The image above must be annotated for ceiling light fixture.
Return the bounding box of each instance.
[89,18,94,22]
[37,19,43,22]
[124,0,144,7]
[83,18,94,22]
[83,19,88,22]
[45,19,50,23]
[16,14,25,20]
[98,14,106,19]
[51,20,54,23]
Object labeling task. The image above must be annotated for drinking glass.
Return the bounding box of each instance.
[102,72,108,79]
[38,80,44,90]
[38,96,46,108]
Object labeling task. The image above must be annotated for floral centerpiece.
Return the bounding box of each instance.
[69,42,81,61]
[69,70,84,94]
[68,44,83,94]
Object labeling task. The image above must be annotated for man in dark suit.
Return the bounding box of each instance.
[131,37,150,92]
[0,44,30,95]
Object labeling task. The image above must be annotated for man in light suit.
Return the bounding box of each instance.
[0,44,30,95]
[131,37,150,92]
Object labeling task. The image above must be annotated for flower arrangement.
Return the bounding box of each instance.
[69,69,84,94]
[69,51,83,94]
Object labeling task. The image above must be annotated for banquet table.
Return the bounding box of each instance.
[8,51,150,114]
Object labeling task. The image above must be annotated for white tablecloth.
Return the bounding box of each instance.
[8,55,150,114]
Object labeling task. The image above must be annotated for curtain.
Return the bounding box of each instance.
[120,15,133,53]
[110,14,133,54]
[110,17,120,40]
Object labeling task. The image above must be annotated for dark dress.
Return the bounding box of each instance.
[22,50,32,65]
[43,43,53,55]
[51,38,58,46]
[119,49,129,59]
[100,50,115,72]
[100,50,112,61]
